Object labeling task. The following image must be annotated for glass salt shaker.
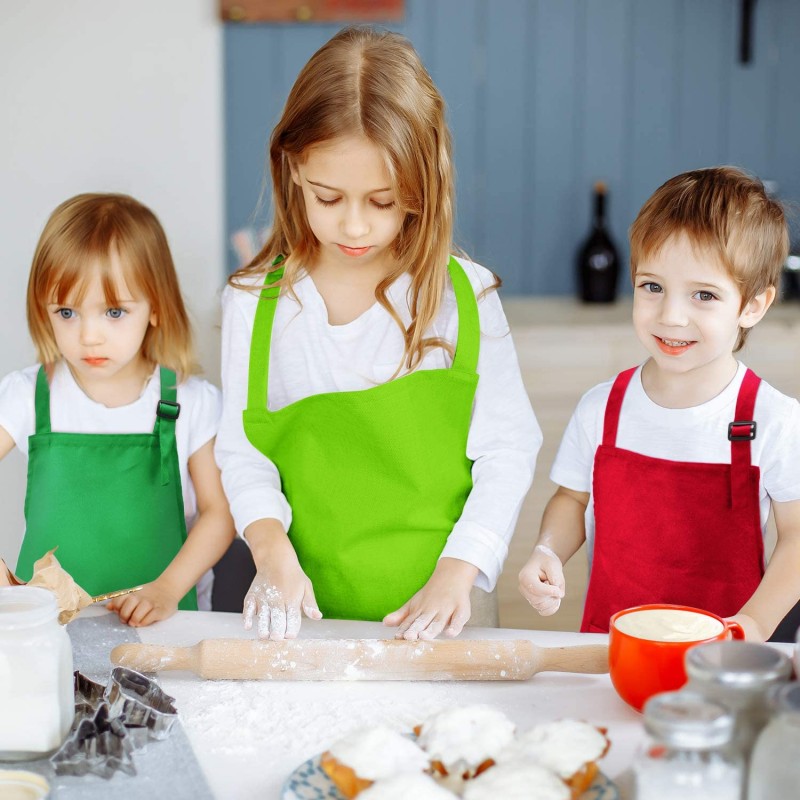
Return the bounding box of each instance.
[748,682,800,799]
[0,586,74,760]
[684,640,791,766]
[633,690,742,800]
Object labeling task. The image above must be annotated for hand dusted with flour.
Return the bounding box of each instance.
[216,26,540,639]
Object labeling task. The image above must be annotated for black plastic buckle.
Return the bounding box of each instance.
[728,420,756,441]
[156,400,181,420]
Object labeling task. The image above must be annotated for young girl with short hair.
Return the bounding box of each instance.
[0,193,234,623]
[216,26,542,641]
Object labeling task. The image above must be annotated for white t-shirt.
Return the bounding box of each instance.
[215,257,543,592]
[551,362,800,567]
[0,361,222,609]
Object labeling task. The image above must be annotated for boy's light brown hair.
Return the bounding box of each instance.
[27,193,196,379]
[629,166,789,350]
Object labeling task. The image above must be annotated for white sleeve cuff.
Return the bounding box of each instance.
[232,488,293,543]
[440,521,509,592]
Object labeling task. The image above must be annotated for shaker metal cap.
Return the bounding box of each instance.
[685,640,792,688]
[643,690,735,749]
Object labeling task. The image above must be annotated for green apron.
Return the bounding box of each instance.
[16,365,198,610]
[243,257,479,620]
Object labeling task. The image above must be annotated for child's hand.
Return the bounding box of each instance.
[519,544,565,616]
[0,559,14,586]
[243,563,321,641]
[106,580,181,627]
[383,558,476,641]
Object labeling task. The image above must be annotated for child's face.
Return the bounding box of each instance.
[633,233,767,383]
[291,134,404,275]
[47,252,155,390]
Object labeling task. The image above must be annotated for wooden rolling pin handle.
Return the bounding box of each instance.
[534,643,609,674]
[111,642,194,673]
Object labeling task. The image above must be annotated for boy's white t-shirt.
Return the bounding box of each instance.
[551,362,800,569]
[215,257,543,592]
[0,361,222,609]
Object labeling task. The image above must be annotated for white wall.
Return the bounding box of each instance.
[0,1,224,566]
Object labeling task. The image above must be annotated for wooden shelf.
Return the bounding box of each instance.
[220,0,404,23]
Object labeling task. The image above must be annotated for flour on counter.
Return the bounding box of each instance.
[177,678,460,775]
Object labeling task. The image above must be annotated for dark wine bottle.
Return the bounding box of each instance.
[577,181,620,303]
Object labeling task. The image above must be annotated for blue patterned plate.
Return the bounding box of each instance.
[282,754,619,799]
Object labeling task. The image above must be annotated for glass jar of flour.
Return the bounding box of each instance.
[0,586,74,760]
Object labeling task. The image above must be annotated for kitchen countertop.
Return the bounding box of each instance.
[133,610,637,799]
[55,608,792,800]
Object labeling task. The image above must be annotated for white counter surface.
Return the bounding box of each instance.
[129,610,642,799]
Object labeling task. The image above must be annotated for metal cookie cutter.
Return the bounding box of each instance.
[103,666,178,741]
[73,671,106,724]
[51,703,137,779]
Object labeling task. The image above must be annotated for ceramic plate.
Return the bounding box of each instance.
[282,755,619,799]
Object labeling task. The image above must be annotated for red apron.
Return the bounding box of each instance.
[581,367,764,633]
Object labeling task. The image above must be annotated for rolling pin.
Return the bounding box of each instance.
[110,638,608,681]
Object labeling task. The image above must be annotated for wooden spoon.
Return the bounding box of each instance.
[110,638,608,681]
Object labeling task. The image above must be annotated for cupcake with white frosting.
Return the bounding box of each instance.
[358,773,457,799]
[498,719,610,798]
[462,762,571,800]
[320,725,429,798]
[415,704,515,780]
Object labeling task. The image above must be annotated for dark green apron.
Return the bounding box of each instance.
[243,257,479,620]
[16,365,197,610]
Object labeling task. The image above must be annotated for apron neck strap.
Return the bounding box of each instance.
[34,365,52,435]
[447,256,480,374]
[602,367,637,446]
[729,368,760,507]
[33,363,178,485]
[247,258,284,410]
[156,367,179,485]
[604,365,761,510]
[246,255,480,409]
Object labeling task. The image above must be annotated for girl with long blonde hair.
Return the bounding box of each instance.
[217,26,541,639]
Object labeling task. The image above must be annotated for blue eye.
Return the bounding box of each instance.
[107,308,125,319]
[56,308,75,320]
[639,282,663,294]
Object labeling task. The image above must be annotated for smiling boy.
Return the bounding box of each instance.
[519,167,800,641]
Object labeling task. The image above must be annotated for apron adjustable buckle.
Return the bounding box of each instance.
[156,400,181,420]
[728,420,756,441]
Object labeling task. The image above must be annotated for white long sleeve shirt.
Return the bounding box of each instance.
[214,257,542,591]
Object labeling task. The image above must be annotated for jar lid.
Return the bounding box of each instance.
[685,640,792,688]
[0,769,50,799]
[643,690,735,749]
[0,586,58,630]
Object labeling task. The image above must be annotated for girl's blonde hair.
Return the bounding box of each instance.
[27,193,196,378]
[231,25,461,370]
[629,166,789,351]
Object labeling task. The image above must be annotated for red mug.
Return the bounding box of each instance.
[609,603,745,712]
